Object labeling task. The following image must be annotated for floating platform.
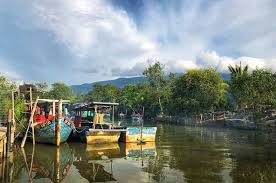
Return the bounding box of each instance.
[119,127,157,143]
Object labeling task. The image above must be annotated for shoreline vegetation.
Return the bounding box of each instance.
[2,61,276,132]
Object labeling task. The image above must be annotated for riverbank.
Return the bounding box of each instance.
[155,114,276,132]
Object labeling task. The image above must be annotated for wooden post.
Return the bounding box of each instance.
[112,105,115,123]
[93,105,97,129]
[52,100,56,117]
[30,87,33,111]
[21,97,39,148]
[11,91,15,145]
[30,87,35,146]
[11,91,15,127]
[56,99,62,146]
[6,109,12,157]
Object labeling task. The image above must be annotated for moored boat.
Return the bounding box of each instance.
[34,117,74,144]
[73,102,125,144]
[26,98,75,145]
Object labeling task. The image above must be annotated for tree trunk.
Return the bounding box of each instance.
[158,96,163,115]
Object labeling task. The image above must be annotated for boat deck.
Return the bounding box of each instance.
[88,129,127,132]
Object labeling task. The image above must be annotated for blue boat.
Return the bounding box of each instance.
[34,117,74,145]
[131,116,144,124]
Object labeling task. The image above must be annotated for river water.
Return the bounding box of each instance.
[1,124,276,183]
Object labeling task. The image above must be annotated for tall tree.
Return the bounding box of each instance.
[143,61,165,115]
[86,83,120,102]
[173,68,227,115]
[228,62,249,78]
[45,82,73,100]
[250,69,276,111]
[228,64,252,110]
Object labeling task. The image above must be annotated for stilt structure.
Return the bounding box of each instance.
[21,97,39,148]
[5,109,12,157]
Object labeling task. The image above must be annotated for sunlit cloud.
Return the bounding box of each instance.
[0,0,275,83]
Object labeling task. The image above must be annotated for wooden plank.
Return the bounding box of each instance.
[56,99,62,146]
[21,97,39,148]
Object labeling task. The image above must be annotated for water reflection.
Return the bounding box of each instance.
[2,125,276,182]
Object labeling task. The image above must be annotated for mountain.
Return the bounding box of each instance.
[71,76,147,94]
[71,73,231,95]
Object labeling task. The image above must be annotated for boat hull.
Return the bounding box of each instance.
[85,129,122,144]
[119,127,157,143]
[34,118,74,145]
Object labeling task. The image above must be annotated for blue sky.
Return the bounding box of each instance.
[0,0,276,84]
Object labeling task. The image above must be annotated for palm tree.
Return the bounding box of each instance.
[228,61,249,77]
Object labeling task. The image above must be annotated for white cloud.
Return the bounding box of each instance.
[32,0,156,61]
[0,0,276,84]
[111,50,276,77]
[196,50,276,72]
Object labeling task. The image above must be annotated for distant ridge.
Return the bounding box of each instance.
[71,76,147,94]
[71,73,230,95]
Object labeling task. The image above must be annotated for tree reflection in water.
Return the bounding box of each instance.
[2,125,276,183]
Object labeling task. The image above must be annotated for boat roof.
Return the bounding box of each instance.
[38,99,70,103]
[74,102,119,111]
[92,102,119,106]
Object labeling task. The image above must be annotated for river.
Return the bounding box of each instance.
[1,124,276,183]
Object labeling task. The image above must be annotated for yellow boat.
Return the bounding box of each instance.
[119,127,157,143]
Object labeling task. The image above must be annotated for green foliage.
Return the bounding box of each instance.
[0,75,16,117]
[249,69,276,110]
[143,61,165,114]
[228,64,276,112]
[14,98,27,133]
[228,63,248,77]
[44,82,73,100]
[118,83,159,116]
[228,64,252,109]
[86,83,120,102]
[173,68,228,115]
[0,75,26,132]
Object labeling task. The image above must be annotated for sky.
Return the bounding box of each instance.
[0,0,276,85]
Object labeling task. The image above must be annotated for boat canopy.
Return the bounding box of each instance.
[74,102,119,111]
[38,99,70,103]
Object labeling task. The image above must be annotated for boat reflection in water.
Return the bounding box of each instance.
[71,142,157,182]
[125,142,156,158]
[2,141,156,182]
[24,143,73,182]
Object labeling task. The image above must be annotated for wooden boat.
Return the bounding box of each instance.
[34,117,74,144]
[119,127,157,143]
[73,102,125,144]
[24,98,74,145]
